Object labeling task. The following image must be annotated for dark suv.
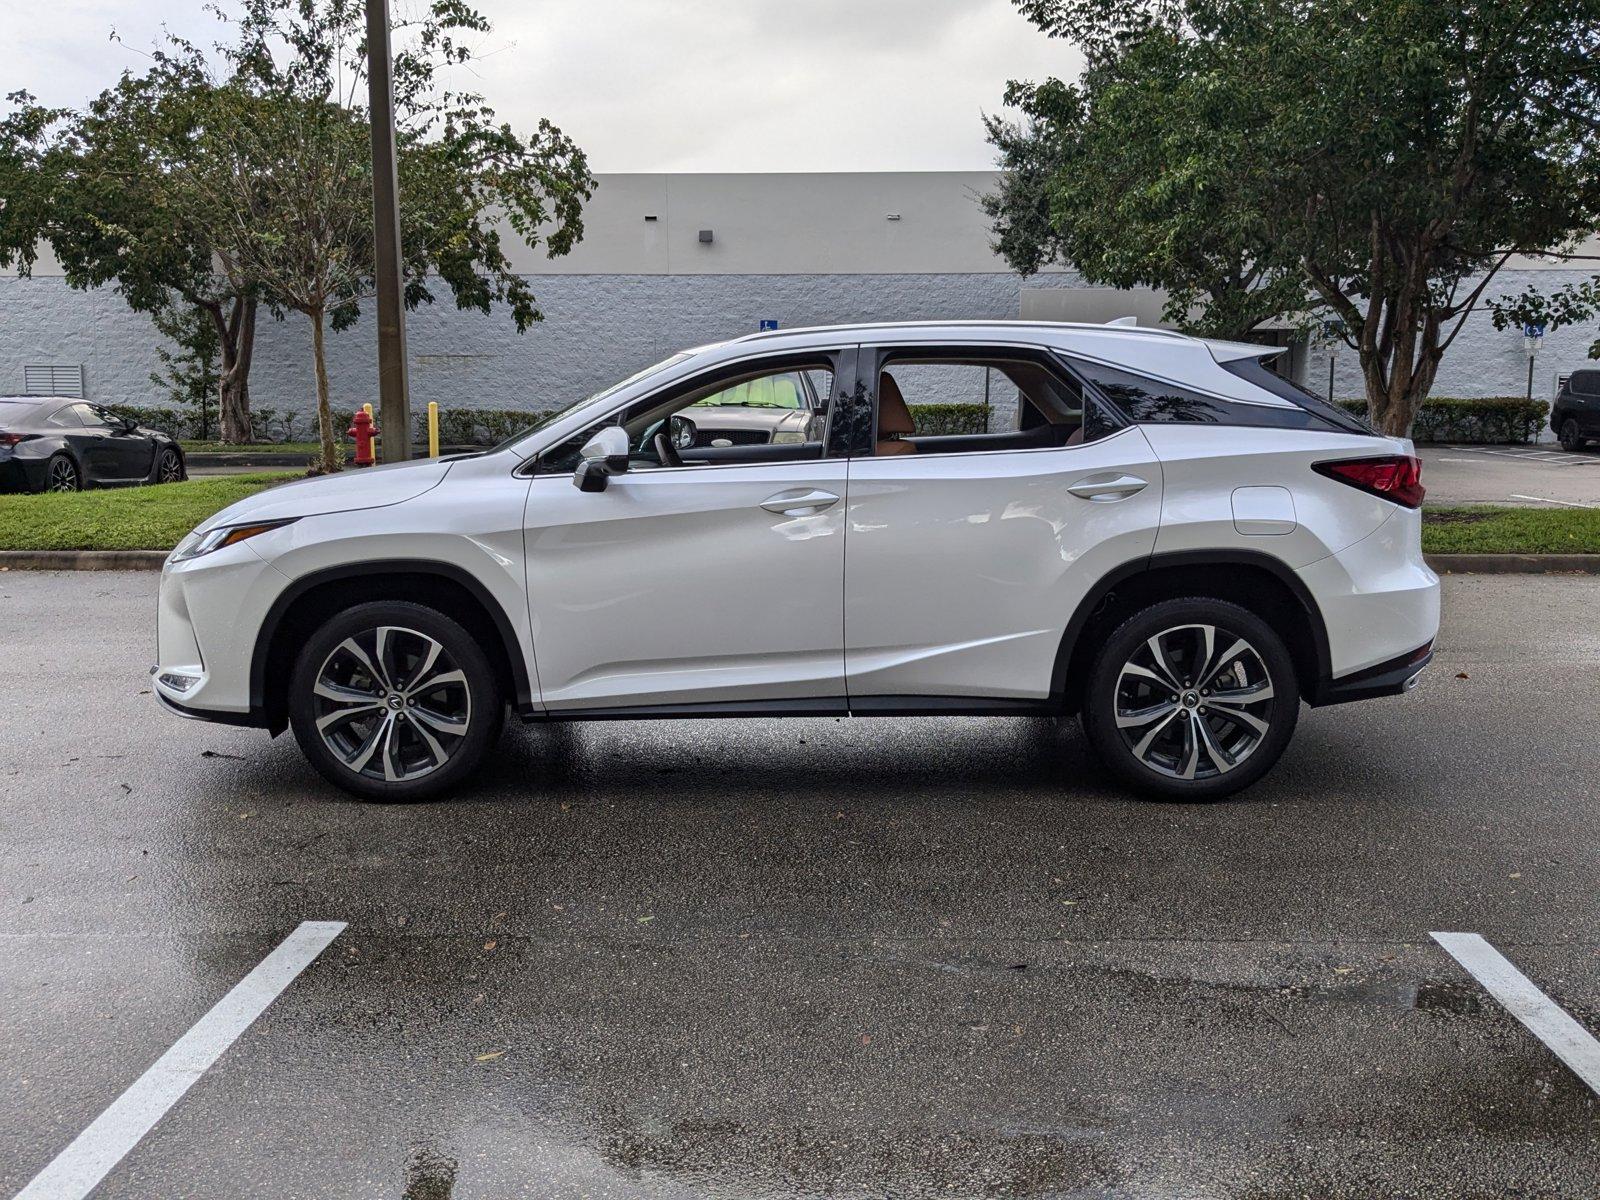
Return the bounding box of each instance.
[1552,369,1600,451]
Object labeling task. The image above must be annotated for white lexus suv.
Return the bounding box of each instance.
[154,321,1439,802]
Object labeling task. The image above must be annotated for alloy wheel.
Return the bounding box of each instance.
[1113,622,1275,781]
[311,625,472,783]
[48,457,79,492]
[159,449,183,482]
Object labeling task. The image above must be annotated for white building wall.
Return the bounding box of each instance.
[1,172,1594,424]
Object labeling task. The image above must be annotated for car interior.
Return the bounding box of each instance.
[871,355,1110,456]
[537,361,837,473]
[535,351,1114,475]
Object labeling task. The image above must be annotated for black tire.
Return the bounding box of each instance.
[156,447,185,483]
[288,601,504,801]
[1559,419,1586,452]
[1080,597,1300,802]
[44,453,81,493]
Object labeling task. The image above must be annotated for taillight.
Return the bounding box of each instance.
[1313,455,1425,509]
[0,432,32,447]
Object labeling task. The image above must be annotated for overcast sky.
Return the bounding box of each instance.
[2,0,1081,171]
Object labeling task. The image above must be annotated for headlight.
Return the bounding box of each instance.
[770,430,806,445]
[169,519,295,563]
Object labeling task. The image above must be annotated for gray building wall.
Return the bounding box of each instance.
[2,171,1595,425]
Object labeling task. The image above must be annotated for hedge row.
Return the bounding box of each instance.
[1335,397,1550,444]
[112,395,1553,448]
[111,403,541,447]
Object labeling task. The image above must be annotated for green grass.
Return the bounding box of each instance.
[1423,505,1600,554]
[4,481,1595,556]
[0,473,300,551]
[180,440,325,455]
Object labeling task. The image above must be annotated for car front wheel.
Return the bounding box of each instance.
[288,601,504,801]
[1081,598,1300,802]
[157,447,185,483]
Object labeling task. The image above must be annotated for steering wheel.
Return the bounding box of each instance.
[653,429,684,468]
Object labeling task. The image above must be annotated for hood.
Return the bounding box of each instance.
[201,457,454,531]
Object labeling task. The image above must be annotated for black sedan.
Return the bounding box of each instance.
[0,397,186,493]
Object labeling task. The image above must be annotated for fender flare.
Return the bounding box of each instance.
[249,559,536,717]
[1049,548,1334,704]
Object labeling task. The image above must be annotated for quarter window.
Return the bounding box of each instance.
[1067,358,1330,430]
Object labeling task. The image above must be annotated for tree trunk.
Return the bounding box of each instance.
[311,306,341,474]
[208,295,258,444]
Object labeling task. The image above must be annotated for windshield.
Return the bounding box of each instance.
[488,352,697,453]
[692,372,809,410]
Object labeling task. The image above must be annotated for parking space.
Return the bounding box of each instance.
[3,570,1600,1197]
[1421,444,1600,507]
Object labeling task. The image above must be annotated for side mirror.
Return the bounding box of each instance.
[573,425,630,492]
[668,413,697,451]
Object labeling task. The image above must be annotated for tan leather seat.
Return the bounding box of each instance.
[876,372,917,456]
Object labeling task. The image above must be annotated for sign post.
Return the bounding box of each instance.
[1523,323,1545,402]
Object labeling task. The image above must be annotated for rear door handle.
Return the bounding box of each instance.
[760,488,839,516]
[1067,473,1148,502]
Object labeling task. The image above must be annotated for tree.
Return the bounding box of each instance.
[1488,276,1600,361]
[149,302,222,440]
[987,0,1600,435]
[1,0,592,459]
[175,0,593,472]
[2,78,264,443]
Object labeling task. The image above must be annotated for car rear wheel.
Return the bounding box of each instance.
[288,601,504,801]
[1081,598,1300,802]
[157,447,184,483]
[45,454,80,493]
[1559,419,1587,452]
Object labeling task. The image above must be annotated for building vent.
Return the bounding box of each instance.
[23,363,86,398]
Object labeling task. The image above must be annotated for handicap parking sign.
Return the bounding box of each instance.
[759,319,779,332]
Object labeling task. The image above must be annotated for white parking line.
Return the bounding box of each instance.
[1431,931,1600,1096]
[11,921,345,1200]
[1509,494,1598,509]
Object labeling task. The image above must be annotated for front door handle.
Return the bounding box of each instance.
[1067,473,1149,502]
[760,488,840,516]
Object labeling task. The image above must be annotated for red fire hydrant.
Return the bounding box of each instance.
[348,408,377,467]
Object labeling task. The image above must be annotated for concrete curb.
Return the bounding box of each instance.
[1425,553,1600,574]
[3,549,1596,573]
[0,550,169,571]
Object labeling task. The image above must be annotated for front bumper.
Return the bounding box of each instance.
[152,540,286,725]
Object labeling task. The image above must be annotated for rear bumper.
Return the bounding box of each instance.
[1297,507,1440,694]
[1314,642,1433,706]
[0,455,44,493]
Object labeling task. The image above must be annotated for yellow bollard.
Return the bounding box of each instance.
[362,402,373,417]
[427,401,440,458]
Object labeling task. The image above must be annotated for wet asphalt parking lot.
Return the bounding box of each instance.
[2,570,1598,1199]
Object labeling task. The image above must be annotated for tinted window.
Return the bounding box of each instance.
[68,403,109,429]
[1571,370,1600,396]
[1220,357,1371,434]
[1067,358,1331,430]
[0,399,46,424]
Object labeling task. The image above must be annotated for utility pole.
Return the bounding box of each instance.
[366,0,411,462]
